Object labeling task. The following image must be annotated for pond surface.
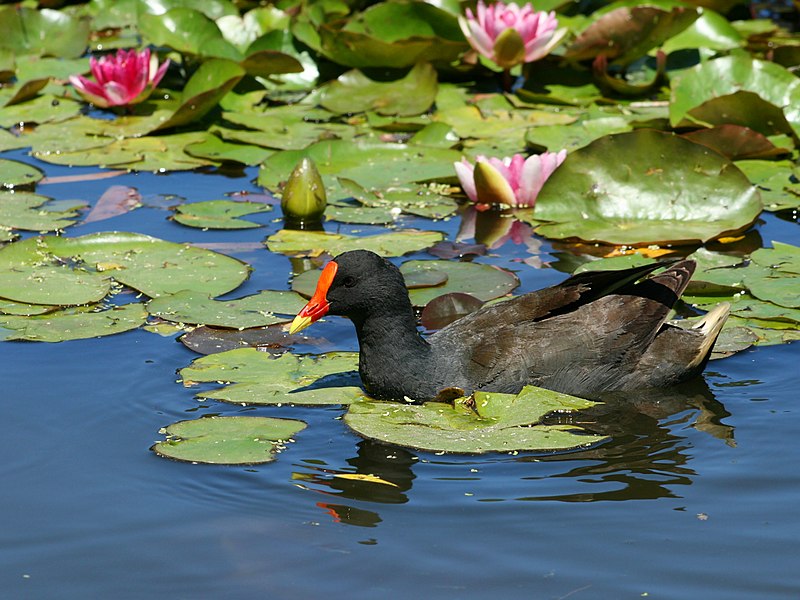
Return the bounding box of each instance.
[2,153,799,598]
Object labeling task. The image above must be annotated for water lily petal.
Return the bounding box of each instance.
[454,159,478,202]
[474,160,517,206]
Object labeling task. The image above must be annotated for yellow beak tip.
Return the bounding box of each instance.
[289,315,313,335]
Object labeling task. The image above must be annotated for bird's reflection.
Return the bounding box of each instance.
[296,377,732,525]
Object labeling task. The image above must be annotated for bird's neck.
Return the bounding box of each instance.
[351,302,433,400]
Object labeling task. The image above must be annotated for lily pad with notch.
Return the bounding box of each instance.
[0,303,147,342]
[266,229,444,258]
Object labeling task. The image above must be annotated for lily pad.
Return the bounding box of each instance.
[0,232,249,304]
[344,386,606,454]
[0,192,84,231]
[181,348,363,405]
[735,160,800,212]
[173,200,272,230]
[670,55,800,137]
[566,6,698,65]
[183,135,272,166]
[0,94,82,128]
[152,416,306,465]
[420,292,484,330]
[257,140,461,196]
[316,1,467,68]
[0,303,147,342]
[147,290,306,328]
[534,130,762,245]
[319,62,437,117]
[266,229,444,258]
[400,260,519,306]
[0,6,89,58]
[0,299,57,316]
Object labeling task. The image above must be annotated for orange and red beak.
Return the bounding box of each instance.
[289,261,338,335]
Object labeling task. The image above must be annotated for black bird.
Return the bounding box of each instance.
[290,250,729,402]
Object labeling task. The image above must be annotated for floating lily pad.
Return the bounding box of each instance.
[735,160,800,212]
[173,200,272,230]
[339,180,459,220]
[0,299,57,316]
[0,232,249,304]
[566,6,698,65]
[400,260,519,306]
[319,62,437,117]
[0,191,83,231]
[316,1,467,68]
[0,303,147,342]
[184,135,272,165]
[0,94,82,128]
[266,229,444,258]
[0,6,89,58]
[181,348,363,405]
[152,416,306,465]
[147,290,306,328]
[682,125,788,160]
[33,131,215,171]
[257,140,461,196]
[344,386,606,454]
[534,130,762,245]
[670,56,800,137]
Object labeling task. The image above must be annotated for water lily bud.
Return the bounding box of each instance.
[492,28,526,70]
[473,161,517,206]
[281,157,327,225]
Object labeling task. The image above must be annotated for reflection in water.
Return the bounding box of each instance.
[296,378,732,525]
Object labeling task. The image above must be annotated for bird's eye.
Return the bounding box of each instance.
[342,275,357,288]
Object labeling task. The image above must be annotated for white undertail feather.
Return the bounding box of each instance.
[689,302,731,369]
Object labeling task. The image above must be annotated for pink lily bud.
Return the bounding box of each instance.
[459,0,564,69]
[454,151,567,209]
[69,48,170,109]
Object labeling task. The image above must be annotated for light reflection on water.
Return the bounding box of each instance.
[1,155,798,598]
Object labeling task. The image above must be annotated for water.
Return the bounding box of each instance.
[1,153,798,598]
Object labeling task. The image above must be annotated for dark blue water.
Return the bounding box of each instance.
[1,151,798,598]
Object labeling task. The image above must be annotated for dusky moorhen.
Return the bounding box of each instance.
[290,250,730,401]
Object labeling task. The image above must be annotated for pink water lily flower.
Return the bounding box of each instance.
[69,48,169,109]
[459,0,564,69]
[454,151,567,209]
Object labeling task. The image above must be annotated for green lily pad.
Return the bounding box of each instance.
[147,290,306,328]
[0,79,49,108]
[0,298,57,316]
[184,135,272,165]
[139,8,241,61]
[326,204,397,225]
[258,140,461,196]
[735,160,800,212]
[13,55,90,82]
[316,0,467,68]
[173,200,272,230]
[0,191,83,231]
[181,348,363,405]
[534,130,762,245]
[659,8,743,54]
[339,180,459,220]
[344,386,606,454]
[681,125,788,161]
[0,6,89,58]
[670,55,800,137]
[320,62,437,117]
[0,232,249,304]
[152,416,306,465]
[154,59,246,132]
[0,160,43,189]
[266,229,444,258]
[0,94,82,128]
[0,303,147,342]
[33,132,215,171]
[400,260,519,306]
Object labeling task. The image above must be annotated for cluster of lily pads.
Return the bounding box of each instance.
[1,0,799,462]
